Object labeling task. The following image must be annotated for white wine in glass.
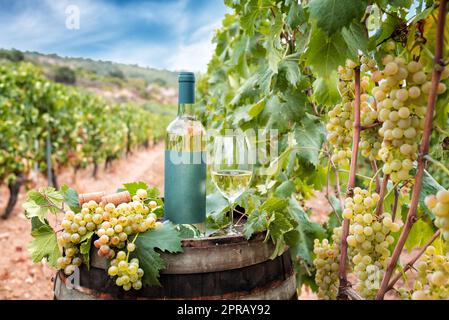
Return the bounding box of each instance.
[211,134,253,235]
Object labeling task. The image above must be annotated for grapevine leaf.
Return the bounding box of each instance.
[288,198,326,264]
[243,210,268,239]
[23,187,64,222]
[260,197,289,212]
[206,191,229,220]
[267,212,295,256]
[312,72,339,106]
[341,22,368,54]
[308,0,367,35]
[305,27,354,77]
[294,113,326,166]
[240,0,259,36]
[175,224,202,239]
[286,0,305,29]
[275,180,296,198]
[405,219,436,251]
[23,201,48,222]
[133,222,182,286]
[281,60,301,87]
[27,217,61,268]
[80,233,93,269]
[122,181,150,196]
[266,12,284,74]
[60,184,80,212]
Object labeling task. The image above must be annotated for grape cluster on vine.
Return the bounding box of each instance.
[56,188,160,291]
[313,227,342,300]
[410,246,449,300]
[327,57,381,165]
[374,44,448,182]
[425,189,449,240]
[343,187,402,299]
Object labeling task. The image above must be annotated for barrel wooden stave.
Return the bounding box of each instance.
[55,233,297,300]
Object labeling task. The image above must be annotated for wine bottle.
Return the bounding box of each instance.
[164,72,206,228]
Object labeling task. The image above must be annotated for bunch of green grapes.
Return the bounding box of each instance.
[57,200,105,274]
[410,246,449,300]
[108,251,144,291]
[328,57,381,165]
[343,187,402,299]
[56,188,161,292]
[92,190,158,258]
[327,60,361,166]
[374,50,448,182]
[425,190,449,240]
[360,90,382,160]
[313,227,342,300]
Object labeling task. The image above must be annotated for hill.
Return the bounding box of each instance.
[0,48,178,105]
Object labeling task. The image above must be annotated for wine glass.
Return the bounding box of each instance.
[211,133,253,235]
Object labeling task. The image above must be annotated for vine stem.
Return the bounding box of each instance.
[375,174,389,217]
[386,229,441,292]
[337,67,361,299]
[371,160,381,193]
[375,0,448,300]
[391,186,399,221]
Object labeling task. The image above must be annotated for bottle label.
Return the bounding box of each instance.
[164,150,206,224]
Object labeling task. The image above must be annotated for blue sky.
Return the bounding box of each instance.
[0,0,229,71]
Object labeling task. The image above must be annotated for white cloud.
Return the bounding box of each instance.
[0,0,227,72]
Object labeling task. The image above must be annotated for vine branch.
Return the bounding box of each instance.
[375,174,389,217]
[338,66,361,299]
[376,0,448,300]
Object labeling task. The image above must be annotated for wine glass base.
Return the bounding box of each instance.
[225,224,239,236]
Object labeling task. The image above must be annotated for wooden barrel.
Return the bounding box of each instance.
[54,233,297,300]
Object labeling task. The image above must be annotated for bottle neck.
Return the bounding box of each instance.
[178,103,195,118]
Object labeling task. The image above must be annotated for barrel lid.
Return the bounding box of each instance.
[178,71,195,83]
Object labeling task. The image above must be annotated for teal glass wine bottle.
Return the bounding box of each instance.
[164,72,206,227]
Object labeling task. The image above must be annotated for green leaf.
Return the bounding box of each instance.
[305,27,354,77]
[23,201,48,222]
[123,181,150,196]
[281,60,301,87]
[60,184,80,212]
[248,99,266,118]
[27,219,61,268]
[266,12,284,74]
[286,1,305,29]
[309,0,367,35]
[80,233,93,269]
[275,180,296,198]
[341,22,368,54]
[240,0,259,36]
[405,219,436,251]
[243,210,268,239]
[294,113,326,166]
[133,222,183,286]
[23,187,64,222]
[175,224,202,239]
[288,198,326,264]
[312,72,340,106]
[260,197,289,212]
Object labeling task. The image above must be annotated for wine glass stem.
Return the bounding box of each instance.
[227,199,237,235]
